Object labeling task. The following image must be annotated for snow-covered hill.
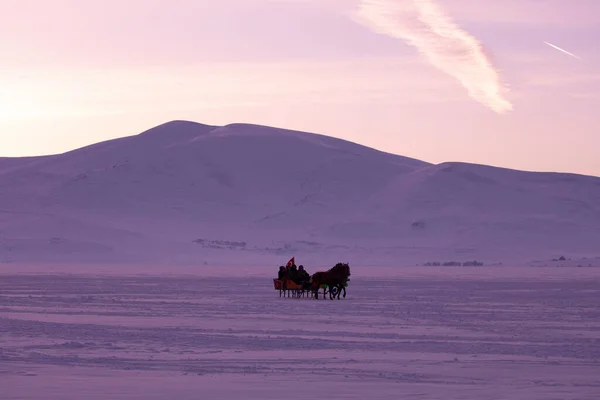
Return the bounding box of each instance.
[1,120,599,266]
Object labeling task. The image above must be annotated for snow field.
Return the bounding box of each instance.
[2,265,599,399]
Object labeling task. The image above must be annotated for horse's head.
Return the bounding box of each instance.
[332,262,351,280]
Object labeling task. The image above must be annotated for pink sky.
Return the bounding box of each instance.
[1,0,599,176]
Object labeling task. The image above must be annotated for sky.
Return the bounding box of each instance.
[1,0,599,176]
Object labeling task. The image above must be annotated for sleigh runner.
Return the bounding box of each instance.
[273,278,348,298]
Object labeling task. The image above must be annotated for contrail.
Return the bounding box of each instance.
[544,41,581,60]
[353,0,512,114]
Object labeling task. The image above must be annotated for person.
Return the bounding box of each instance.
[277,266,286,280]
[288,264,298,283]
[297,265,309,282]
[297,265,310,289]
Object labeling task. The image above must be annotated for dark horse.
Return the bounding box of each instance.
[310,262,351,300]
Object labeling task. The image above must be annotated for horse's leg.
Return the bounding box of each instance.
[336,284,343,299]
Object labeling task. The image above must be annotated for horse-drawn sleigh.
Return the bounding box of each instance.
[273,260,351,300]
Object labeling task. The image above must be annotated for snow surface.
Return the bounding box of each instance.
[1,120,599,266]
[2,265,599,399]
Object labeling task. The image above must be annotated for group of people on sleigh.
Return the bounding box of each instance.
[277,257,311,289]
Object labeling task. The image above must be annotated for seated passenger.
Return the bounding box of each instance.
[297,265,311,289]
[297,265,310,282]
[277,266,286,280]
[288,264,298,283]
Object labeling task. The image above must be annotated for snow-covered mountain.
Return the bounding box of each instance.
[1,120,599,266]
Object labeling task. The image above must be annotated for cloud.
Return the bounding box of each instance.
[353,0,513,113]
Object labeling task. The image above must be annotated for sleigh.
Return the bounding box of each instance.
[274,262,350,300]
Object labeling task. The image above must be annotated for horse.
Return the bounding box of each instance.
[328,262,350,299]
[310,262,351,300]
